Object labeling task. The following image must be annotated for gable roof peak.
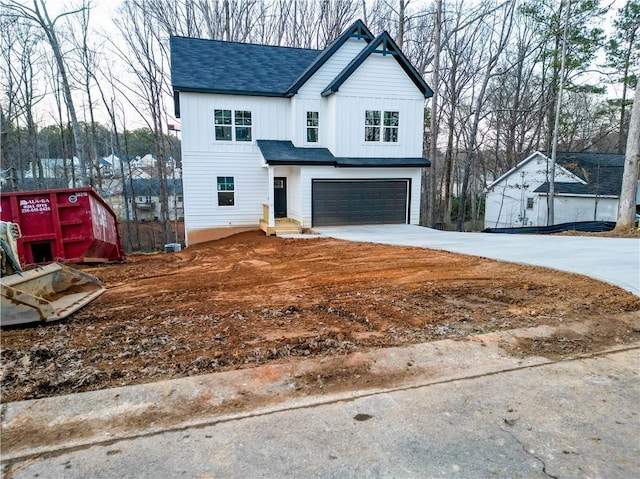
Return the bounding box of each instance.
[285,19,374,96]
[321,30,433,98]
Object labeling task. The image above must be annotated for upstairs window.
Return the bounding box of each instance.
[214,109,232,140]
[306,111,319,142]
[217,176,235,206]
[365,110,399,142]
[215,109,252,141]
[365,110,381,141]
[383,111,399,142]
[235,110,252,141]
[526,197,534,209]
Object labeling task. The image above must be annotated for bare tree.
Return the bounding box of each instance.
[3,0,91,185]
[456,0,515,231]
[112,0,175,244]
[425,0,442,228]
[615,81,640,230]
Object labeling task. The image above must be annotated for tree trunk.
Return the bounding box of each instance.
[615,81,640,230]
[427,0,442,228]
[32,0,90,186]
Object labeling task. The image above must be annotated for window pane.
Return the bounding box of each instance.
[236,126,252,141]
[307,127,318,142]
[384,111,399,126]
[235,110,252,126]
[307,111,319,126]
[218,192,235,206]
[215,125,232,140]
[217,176,234,191]
[215,109,232,125]
[365,126,380,141]
[383,127,398,142]
[365,110,380,125]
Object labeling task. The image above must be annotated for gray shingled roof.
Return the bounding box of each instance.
[170,20,431,99]
[534,152,625,197]
[257,140,430,168]
[170,37,321,96]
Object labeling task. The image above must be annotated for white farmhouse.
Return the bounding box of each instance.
[484,151,628,229]
[170,20,433,245]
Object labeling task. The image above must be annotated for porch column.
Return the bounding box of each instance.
[268,166,276,227]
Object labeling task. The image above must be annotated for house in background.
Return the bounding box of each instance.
[484,151,636,229]
[170,20,433,245]
[120,178,184,222]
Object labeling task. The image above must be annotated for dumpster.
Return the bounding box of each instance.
[0,187,125,266]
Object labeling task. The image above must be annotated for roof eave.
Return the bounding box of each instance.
[173,86,287,97]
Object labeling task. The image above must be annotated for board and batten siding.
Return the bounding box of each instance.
[179,92,290,240]
[297,38,368,98]
[179,92,291,152]
[298,166,422,227]
[330,55,425,158]
[291,38,368,148]
[272,166,303,220]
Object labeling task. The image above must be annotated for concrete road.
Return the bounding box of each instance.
[3,347,639,479]
[315,225,640,297]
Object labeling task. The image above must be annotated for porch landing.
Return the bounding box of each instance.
[260,218,302,236]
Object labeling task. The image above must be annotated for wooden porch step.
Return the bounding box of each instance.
[260,218,302,236]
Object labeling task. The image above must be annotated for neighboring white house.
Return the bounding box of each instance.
[170,20,433,245]
[484,151,630,229]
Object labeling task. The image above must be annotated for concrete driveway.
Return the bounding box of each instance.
[316,225,640,297]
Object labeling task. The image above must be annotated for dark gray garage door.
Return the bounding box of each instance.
[312,180,409,226]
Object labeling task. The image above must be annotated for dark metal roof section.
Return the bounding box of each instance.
[170,36,320,97]
[285,20,374,97]
[534,152,625,197]
[256,140,430,167]
[321,31,434,98]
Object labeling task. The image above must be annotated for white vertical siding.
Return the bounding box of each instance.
[180,92,291,153]
[180,92,290,234]
[297,38,368,97]
[290,37,368,149]
[289,97,323,146]
[327,54,425,158]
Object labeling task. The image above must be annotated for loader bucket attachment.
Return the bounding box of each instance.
[1,263,105,326]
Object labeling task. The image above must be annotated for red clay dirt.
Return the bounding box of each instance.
[2,230,639,403]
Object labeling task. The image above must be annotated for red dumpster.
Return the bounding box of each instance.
[0,187,125,266]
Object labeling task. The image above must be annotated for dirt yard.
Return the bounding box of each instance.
[2,231,639,403]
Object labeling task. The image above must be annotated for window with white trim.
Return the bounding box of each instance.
[526,197,534,209]
[365,110,399,142]
[214,110,252,141]
[217,176,235,206]
[306,111,319,142]
[365,110,381,141]
[383,111,399,142]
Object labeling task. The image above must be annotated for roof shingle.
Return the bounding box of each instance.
[170,37,320,96]
[534,152,625,197]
